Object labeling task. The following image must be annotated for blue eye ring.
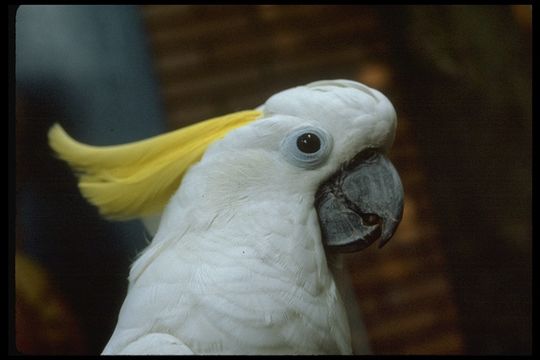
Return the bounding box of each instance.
[280,126,333,169]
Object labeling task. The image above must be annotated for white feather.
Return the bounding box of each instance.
[103,80,397,355]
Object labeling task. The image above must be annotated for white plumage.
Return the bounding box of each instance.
[98,80,398,355]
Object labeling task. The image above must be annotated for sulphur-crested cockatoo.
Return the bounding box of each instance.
[48,79,404,355]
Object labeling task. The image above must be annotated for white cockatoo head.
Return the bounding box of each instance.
[165,79,403,251]
[50,79,403,252]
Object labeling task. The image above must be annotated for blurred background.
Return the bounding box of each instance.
[12,5,531,355]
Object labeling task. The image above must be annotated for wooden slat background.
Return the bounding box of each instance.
[139,5,464,354]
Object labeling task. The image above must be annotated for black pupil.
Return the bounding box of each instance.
[296,133,321,154]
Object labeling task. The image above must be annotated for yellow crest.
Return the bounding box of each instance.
[48,110,262,220]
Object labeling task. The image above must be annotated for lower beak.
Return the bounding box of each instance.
[315,150,404,252]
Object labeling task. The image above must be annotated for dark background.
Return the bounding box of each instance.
[13,5,531,355]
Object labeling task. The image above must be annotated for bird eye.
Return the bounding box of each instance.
[296,133,321,154]
[281,126,333,169]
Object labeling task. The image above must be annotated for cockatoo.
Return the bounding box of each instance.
[48,79,404,355]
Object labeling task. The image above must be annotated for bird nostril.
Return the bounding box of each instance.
[346,148,379,170]
[361,213,380,226]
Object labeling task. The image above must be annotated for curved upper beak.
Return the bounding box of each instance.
[315,150,404,252]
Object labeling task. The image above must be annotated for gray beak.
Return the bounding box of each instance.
[315,149,404,252]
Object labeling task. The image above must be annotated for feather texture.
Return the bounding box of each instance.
[48,80,399,354]
[47,110,262,220]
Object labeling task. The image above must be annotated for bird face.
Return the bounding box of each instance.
[262,80,404,251]
[179,80,404,252]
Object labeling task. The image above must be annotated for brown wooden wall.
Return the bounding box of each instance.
[140,5,464,354]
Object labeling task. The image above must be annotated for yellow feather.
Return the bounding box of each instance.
[48,110,262,220]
